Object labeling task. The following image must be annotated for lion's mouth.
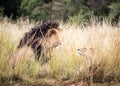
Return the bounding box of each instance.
[53,44,59,48]
[77,49,81,56]
[52,42,61,48]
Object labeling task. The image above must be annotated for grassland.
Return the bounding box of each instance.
[0,17,120,86]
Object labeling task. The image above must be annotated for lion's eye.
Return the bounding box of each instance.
[51,30,56,34]
[48,30,57,37]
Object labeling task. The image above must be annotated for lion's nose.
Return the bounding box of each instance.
[57,40,62,45]
[59,42,62,45]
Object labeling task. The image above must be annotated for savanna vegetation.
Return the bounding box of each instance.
[0,0,120,86]
[0,17,120,85]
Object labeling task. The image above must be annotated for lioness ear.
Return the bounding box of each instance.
[48,29,57,37]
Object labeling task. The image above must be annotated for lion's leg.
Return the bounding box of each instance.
[9,49,22,69]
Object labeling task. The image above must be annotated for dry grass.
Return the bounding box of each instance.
[0,17,120,85]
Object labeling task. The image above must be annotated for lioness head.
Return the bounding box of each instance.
[77,47,94,58]
[44,28,61,48]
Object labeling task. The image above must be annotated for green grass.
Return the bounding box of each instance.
[0,17,120,85]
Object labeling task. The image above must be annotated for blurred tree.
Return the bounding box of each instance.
[68,0,120,24]
[0,5,4,16]
[20,0,69,21]
[108,2,120,24]
[0,0,21,19]
[20,0,53,20]
[0,0,119,24]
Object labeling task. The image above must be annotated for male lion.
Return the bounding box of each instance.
[10,21,62,67]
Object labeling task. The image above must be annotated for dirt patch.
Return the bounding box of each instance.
[1,79,120,86]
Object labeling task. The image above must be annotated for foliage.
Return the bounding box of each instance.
[108,2,120,23]
[0,0,21,19]
[0,0,120,24]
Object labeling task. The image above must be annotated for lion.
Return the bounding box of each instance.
[10,20,62,68]
[77,47,95,85]
[77,47,104,83]
[77,47,95,67]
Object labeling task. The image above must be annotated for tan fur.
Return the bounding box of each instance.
[77,47,95,67]
[9,46,34,68]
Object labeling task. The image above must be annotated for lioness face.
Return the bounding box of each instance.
[45,28,61,48]
[77,48,86,56]
[77,47,94,58]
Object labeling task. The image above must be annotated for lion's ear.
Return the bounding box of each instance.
[48,29,57,37]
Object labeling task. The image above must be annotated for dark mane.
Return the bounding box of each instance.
[18,21,59,48]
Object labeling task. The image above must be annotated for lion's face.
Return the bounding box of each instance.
[47,29,61,48]
[41,28,61,49]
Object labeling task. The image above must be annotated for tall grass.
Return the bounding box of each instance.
[0,17,120,85]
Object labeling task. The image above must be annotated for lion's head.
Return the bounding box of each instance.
[77,47,94,58]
